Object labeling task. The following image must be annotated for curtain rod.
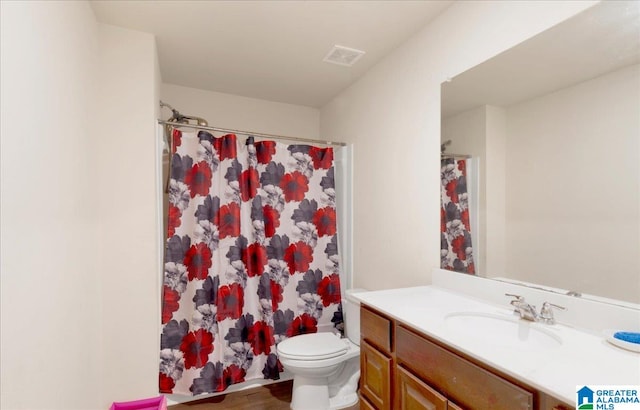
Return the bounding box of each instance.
[441,153,472,159]
[157,120,346,147]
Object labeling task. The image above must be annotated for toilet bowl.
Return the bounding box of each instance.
[277,288,365,410]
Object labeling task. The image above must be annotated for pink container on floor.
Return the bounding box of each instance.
[109,395,167,410]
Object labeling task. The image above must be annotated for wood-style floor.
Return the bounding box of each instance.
[168,380,359,410]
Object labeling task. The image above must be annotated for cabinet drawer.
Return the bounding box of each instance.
[398,366,447,410]
[361,306,392,352]
[361,339,392,409]
[396,326,533,410]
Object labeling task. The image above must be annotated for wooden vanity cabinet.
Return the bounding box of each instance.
[359,305,573,410]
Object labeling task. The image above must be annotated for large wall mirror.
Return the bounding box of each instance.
[441,1,640,306]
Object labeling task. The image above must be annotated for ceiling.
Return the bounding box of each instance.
[91,0,453,108]
[442,1,640,118]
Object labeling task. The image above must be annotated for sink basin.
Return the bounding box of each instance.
[444,311,562,350]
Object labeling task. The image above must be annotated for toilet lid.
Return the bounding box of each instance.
[277,332,349,360]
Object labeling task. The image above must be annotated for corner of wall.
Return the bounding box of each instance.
[154,37,162,120]
[94,22,161,408]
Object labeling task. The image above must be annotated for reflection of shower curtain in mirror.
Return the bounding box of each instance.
[440,158,475,274]
[160,130,343,395]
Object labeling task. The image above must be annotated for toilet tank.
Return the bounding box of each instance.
[344,288,367,345]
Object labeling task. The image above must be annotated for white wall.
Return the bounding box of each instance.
[442,107,487,157]
[320,0,597,290]
[0,1,102,409]
[161,83,320,139]
[484,106,507,277]
[93,23,161,406]
[1,2,160,409]
[505,64,640,303]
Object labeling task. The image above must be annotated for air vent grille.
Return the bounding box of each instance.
[323,45,365,67]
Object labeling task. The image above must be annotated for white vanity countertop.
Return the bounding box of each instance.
[351,286,640,405]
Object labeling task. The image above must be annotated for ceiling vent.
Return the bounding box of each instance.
[323,45,366,67]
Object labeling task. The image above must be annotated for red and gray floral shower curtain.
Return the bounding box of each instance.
[160,130,343,395]
[440,158,475,274]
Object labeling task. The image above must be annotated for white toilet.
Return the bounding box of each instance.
[277,288,365,410]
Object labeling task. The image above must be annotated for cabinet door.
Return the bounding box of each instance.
[447,402,464,410]
[398,366,447,410]
[359,395,377,410]
[361,340,392,409]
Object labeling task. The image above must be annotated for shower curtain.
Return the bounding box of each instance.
[440,158,475,274]
[160,130,343,395]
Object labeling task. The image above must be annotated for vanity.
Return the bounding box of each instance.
[354,270,640,410]
[359,304,569,410]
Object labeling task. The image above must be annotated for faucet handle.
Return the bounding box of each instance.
[539,302,566,324]
[505,293,524,304]
[505,293,524,300]
[542,302,566,312]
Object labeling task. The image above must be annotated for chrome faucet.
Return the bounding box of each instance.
[505,294,566,324]
[505,293,538,321]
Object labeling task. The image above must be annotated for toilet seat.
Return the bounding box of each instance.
[277,332,349,361]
